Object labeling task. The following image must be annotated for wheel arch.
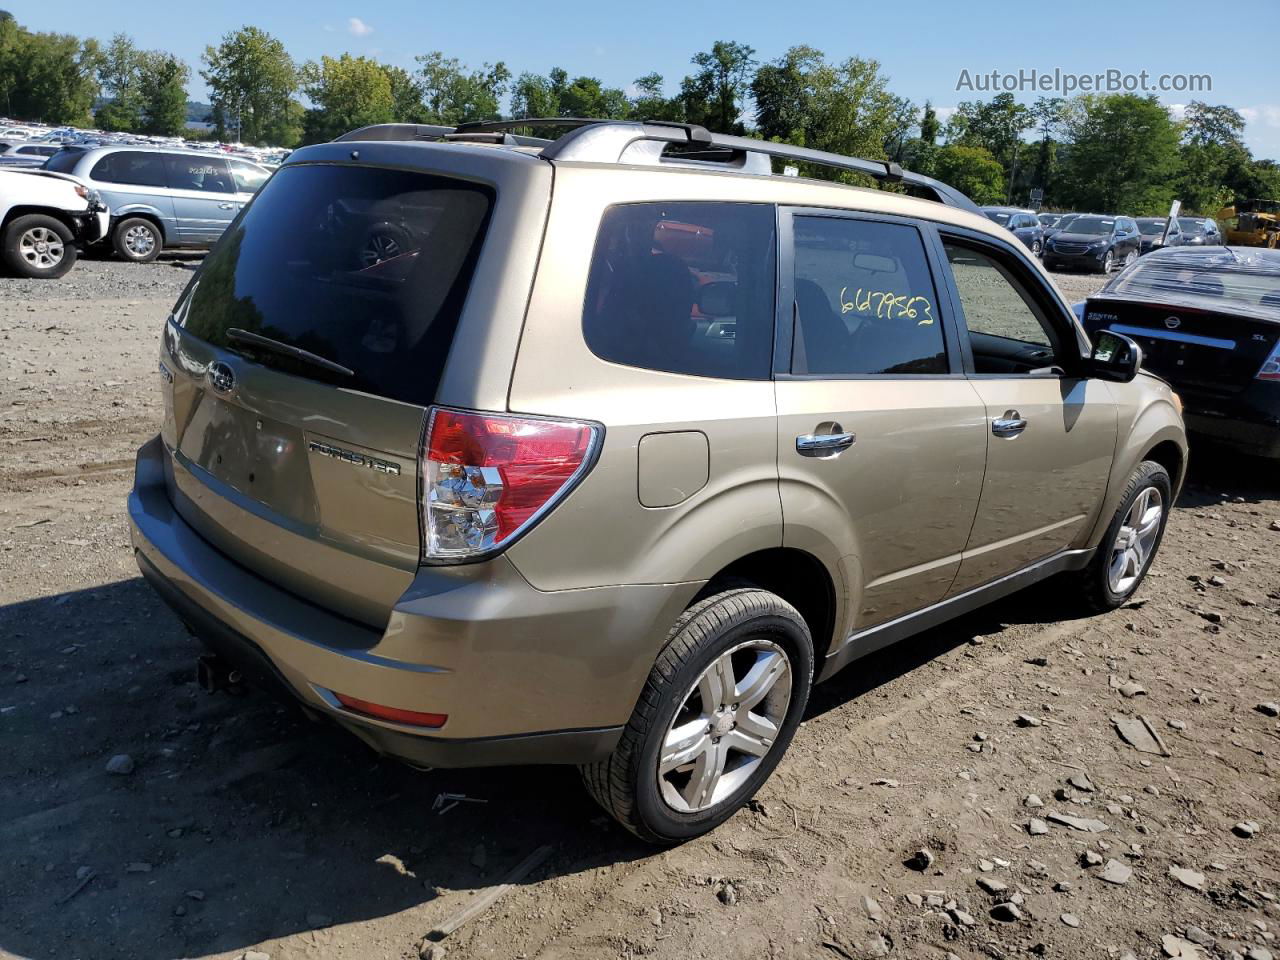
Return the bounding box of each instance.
[2,205,77,238]
[691,547,840,674]
[112,209,167,244]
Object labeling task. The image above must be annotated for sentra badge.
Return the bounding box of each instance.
[308,440,401,476]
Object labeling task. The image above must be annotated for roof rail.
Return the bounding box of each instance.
[332,119,979,212]
[541,121,979,213]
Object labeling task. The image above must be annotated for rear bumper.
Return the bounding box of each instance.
[1179,382,1280,458]
[128,436,700,766]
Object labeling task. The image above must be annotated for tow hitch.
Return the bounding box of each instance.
[197,654,245,695]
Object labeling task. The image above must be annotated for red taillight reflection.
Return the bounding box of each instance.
[334,692,447,728]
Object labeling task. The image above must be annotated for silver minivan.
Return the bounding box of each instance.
[44,145,270,262]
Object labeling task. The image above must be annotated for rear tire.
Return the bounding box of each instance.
[112,217,162,263]
[1072,460,1171,613]
[3,214,77,279]
[580,588,813,844]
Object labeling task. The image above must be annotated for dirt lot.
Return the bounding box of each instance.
[1,259,1278,960]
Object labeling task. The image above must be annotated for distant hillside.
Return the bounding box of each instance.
[185,101,212,124]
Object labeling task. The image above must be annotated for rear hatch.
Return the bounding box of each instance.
[159,160,496,626]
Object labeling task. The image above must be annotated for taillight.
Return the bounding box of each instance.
[1258,340,1280,381]
[421,408,600,561]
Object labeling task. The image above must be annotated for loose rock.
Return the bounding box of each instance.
[1233,820,1259,838]
[105,754,135,775]
[1256,702,1280,718]
[1028,818,1049,835]
[1100,859,1133,885]
[1061,913,1080,927]
[905,848,935,871]
[990,902,1022,922]
[1169,866,1205,891]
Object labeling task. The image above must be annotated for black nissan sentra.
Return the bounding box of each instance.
[1077,246,1280,457]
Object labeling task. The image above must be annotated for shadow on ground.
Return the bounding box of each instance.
[0,449,1272,959]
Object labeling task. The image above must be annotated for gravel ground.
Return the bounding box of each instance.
[0,253,200,303]
[2,260,1279,960]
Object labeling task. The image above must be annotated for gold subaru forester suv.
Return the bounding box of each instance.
[128,119,1186,843]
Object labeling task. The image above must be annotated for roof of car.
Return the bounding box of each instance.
[67,144,268,165]
[1095,246,1280,322]
[1136,245,1280,271]
[982,206,1034,213]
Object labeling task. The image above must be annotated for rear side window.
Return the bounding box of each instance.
[165,155,235,193]
[791,216,947,376]
[179,164,493,406]
[91,151,167,186]
[582,202,777,379]
[42,149,82,173]
[230,159,270,193]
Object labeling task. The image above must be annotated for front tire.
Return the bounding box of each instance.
[112,217,162,263]
[581,588,813,844]
[1073,460,1171,612]
[3,214,77,279]
[1100,250,1115,274]
[1031,240,1042,258]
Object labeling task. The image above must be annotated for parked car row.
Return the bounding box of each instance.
[985,206,1226,274]
[0,145,272,277]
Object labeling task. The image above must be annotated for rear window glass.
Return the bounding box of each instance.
[178,164,493,406]
[582,202,776,379]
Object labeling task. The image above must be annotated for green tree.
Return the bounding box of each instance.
[415,51,509,125]
[300,53,394,142]
[383,65,427,123]
[753,46,898,180]
[201,26,299,145]
[1059,94,1181,214]
[509,69,561,119]
[630,72,681,121]
[933,144,1006,204]
[884,95,916,162]
[681,40,755,133]
[919,101,940,145]
[946,93,1033,195]
[95,32,142,131]
[137,50,189,136]
[7,28,100,124]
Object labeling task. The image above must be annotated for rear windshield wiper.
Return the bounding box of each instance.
[226,328,355,379]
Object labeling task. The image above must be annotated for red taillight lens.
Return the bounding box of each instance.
[422,408,598,560]
[334,693,447,728]
[1258,340,1280,381]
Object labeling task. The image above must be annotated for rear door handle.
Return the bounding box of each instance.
[991,411,1028,437]
[218,202,235,210]
[796,432,856,456]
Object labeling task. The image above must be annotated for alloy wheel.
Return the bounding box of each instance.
[1107,486,1163,595]
[124,224,156,258]
[19,226,64,269]
[658,639,792,814]
[1103,251,1114,273]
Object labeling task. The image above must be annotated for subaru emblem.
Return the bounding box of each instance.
[208,360,236,394]
[1164,316,1181,330]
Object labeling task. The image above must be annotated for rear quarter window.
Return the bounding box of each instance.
[582,202,777,379]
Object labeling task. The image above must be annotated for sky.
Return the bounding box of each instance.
[16,0,1280,158]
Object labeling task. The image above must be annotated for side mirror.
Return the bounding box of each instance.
[1087,329,1143,383]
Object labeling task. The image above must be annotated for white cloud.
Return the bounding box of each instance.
[934,106,958,123]
[1241,105,1280,128]
[347,17,374,37]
